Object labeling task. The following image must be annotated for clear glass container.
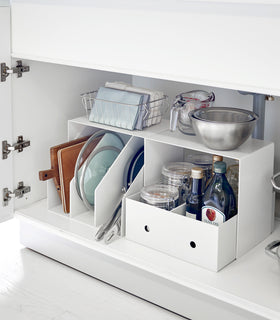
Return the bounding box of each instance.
[185,153,213,187]
[226,163,239,205]
[140,184,179,211]
[170,90,215,135]
[161,162,194,204]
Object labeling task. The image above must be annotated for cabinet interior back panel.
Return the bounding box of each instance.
[12,60,131,210]
[11,1,280,95]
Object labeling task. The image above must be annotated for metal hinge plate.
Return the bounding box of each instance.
[3,182,31,207]
[2,135,31,160]
[1,60,30,82]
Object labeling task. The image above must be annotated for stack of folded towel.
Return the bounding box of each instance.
[88,82,165,130]
[105,82,164,128]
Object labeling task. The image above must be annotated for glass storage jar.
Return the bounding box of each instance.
[140,184,179,211]
[185,153,213,188]
[161,162,194,204]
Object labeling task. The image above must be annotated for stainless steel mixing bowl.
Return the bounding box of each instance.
[189,107,259,150]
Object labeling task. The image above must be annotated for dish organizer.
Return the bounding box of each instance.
[46,117,275,272]
[81,90,168,130]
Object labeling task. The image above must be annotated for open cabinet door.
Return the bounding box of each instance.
[0,3,14,222]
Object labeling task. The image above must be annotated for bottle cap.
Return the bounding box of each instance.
[213,155,223,163]
[191,167,204,179]
[214,161,227,174]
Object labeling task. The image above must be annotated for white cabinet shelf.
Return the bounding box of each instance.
[71,116,272,159]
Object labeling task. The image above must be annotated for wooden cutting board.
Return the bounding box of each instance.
[58,135,103,213]
[58,142,86,213]
[38,136,90,199]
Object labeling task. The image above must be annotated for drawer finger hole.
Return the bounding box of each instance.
[190,241,196,248]
[144,225,150,232]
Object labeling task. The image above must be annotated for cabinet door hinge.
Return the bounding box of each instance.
[1,60,30,82]
[3,182,31,207]
[2,136,31,160]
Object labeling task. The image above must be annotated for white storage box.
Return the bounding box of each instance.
[126,193,237,271]
[124,135,274,272]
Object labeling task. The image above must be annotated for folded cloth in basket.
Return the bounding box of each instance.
[135,93,150,130]
[89,87,144,130]
[105,82,164,127]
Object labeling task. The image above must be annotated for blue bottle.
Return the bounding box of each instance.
[186,167,204,220]
[202,161,237,226]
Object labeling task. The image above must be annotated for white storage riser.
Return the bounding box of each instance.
[125,138,274,271]
[41,118,275,272]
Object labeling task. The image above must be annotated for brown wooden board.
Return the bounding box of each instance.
[58,142,86,213]
[58,135,103,213]
[38,136,90,199]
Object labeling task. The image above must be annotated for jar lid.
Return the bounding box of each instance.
[140,184,179,204]
[191,167,204,179]
[185,153,212,167]
[161,162,194,180]
[214,161,227,174]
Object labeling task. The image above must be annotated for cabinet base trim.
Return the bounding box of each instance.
[18,217,270,320]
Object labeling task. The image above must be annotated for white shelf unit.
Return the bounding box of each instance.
[16,115,274,273]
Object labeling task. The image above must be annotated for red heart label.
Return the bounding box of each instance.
[206,208,216,221]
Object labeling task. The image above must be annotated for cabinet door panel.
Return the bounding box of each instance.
[0,5,13,222]
[11,1,280,95]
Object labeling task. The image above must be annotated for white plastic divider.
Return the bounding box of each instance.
[121,167,144,236]
[126,193,237,272]
[94,136,144,227]
[69,178,88,218]
[47,180,61,211]
[171,203,185,216]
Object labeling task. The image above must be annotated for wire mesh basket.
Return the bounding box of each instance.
[81,90,168,131]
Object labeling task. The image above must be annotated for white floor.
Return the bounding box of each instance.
[0,218,186,320]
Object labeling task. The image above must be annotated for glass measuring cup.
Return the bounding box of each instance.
[170,90,215,135]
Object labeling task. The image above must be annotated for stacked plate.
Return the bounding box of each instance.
[123,146,144,191]
[74,130,124,210]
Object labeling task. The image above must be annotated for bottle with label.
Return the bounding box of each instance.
[202,161,237,226]
[212,155,223,175]
[186,167,204,220]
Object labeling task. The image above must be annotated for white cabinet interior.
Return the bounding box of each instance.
[10,59,274,273]
[2,1,280,318]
